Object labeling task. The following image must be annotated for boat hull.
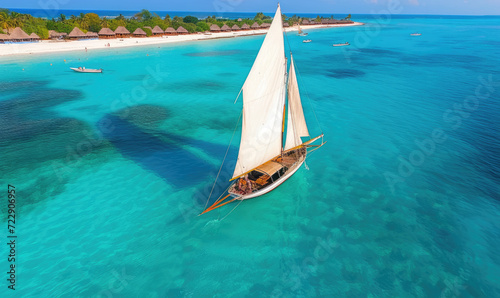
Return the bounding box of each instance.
[70,67,102,73]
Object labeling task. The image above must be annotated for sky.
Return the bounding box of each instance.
[3,0,500,15]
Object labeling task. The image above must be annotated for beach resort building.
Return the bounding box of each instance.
[210,24,221,32]
[114,26,131,38]
[132,28,147,37]
[8,27,32,42]
[176,26,188,34]
[68,27,87,39]
[152,26,164,36]
[164,27,176,35]
[98,28,115,39]
[29,32,41,41]
[86,31,98,38]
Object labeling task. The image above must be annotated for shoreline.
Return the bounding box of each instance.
[0,23,363,57]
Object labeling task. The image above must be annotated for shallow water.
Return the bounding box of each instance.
[1,16,499,297]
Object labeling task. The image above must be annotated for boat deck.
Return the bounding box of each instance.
[229,147,306,197]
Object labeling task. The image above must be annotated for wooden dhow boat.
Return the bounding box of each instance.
[297,23,308,36]
[201,4,325,215]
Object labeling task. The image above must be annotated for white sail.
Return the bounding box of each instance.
[232,4,286,179]
[285,55,309,150]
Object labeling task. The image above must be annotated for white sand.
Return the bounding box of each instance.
[0,23,363,57]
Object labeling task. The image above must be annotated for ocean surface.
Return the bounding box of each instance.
[1,16,499,297]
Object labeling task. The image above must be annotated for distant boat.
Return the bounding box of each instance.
[70,67,103,73]
[303,39,312,43]
[410,33,422,36]
[333,42,350,47]
[298,24,308,36]
[200,4,325,215]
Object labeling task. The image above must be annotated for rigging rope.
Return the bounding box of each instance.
[203,107,243,210]
[218,198,244,221]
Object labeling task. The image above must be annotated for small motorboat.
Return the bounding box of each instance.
[70,67,103,73]
[410,33,422,36]
[303,39,312,43]
[333,42,350,47]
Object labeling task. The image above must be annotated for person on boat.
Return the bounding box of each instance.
[238,178,245,192]
[245,175,253,192]
[78,67,82,70]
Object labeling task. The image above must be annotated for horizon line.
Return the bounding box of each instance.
[3,7,500,17]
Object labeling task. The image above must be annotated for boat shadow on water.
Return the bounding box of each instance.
[98,113,236,194]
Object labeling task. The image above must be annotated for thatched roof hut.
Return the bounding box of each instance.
[152,26,164,35]
[98,28,115,38]
[237,18,242,22]
[68,27,86,39]
[221,24,231,31]
[86,31,98,38]
[302,19,310,25]
[8,27,31,41]
[176,26,188,34]
[261,23,271,28]
[283,23,290,27]
[49,30,63,39]
[164,27,176,34]
[29,32,41,40]
[210,24,221,32]
[241,23,250,30]
[114,26,130,37]
[0,34,11,42]
[231,24,240,31]
[132,28,147,37]
[251,22,260,29]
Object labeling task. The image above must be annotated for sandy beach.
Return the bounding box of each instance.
[0,22,363,57]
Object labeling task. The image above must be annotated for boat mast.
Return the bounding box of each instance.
[281,8,287,157]
[282,56,288,157]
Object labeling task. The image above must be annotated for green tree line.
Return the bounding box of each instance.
[0,8,348,39]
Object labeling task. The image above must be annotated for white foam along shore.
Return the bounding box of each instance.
[0,22,363,57]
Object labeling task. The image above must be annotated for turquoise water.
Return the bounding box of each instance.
[1,16,500,297]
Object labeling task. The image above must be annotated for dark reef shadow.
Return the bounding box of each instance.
[99,113,236,190]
